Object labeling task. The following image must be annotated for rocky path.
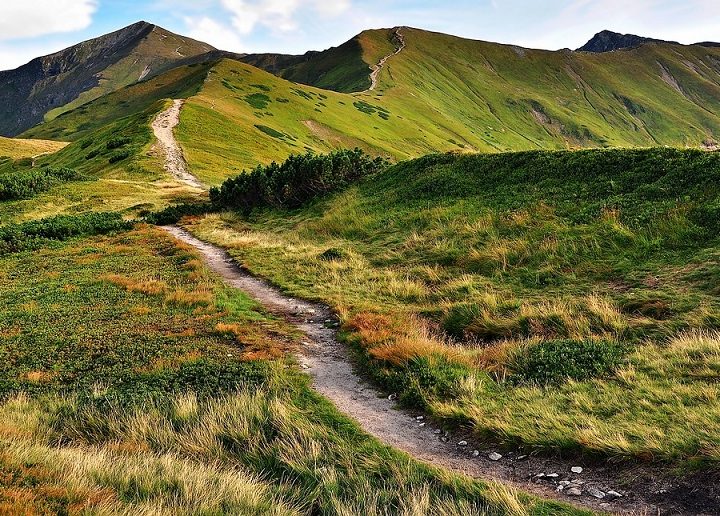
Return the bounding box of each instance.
[151,100,203,189]
[159,225,715,515]
[367,27,406,91]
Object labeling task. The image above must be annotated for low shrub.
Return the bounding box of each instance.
[0,167,87,201]
[318,247,345,261]
[509,339,624,385]
[106,136,132,150]
[145,203,213,225]
[211,149,388,214]
[0,212,133,254]
[109,149,132,164]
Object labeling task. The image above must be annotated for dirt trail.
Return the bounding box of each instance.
[151,100,204,189]
[367,27,406,91]
[160,225,720,515]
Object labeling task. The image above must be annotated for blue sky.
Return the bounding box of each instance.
[0,0,718,70]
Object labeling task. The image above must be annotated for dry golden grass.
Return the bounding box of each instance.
[101,274,169,296]
[347,312,471,366]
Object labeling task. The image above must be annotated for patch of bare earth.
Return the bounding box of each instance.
[151,100,204,189]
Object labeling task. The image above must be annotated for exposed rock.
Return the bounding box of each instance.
[457,440,468,447]
[577,30,675,53]
[566,487,583,496]
[587,487,606,499]
[571,466,583,474]
[488,452,503,461]
[606,490,623,501]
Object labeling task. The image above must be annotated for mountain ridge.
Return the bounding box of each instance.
[578,29,719,52]
[0,21,214,136]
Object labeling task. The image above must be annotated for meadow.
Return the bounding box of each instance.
[0,219,579,515]
[180,147,720,467]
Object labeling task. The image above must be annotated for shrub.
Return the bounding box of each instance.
[211,149,388,214]
[145,203,213,225]
[0,212,133,254]
[318,248,344,261]
[106,136,132,150]
[0,167,87,201]
[109,149,132,164]
[509,339,624,385]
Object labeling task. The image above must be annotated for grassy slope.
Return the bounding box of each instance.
[183,148,720,466]
[369,28,720,151]
[0,137,67,159]
[0,225,579,516]
[176,59,452,184]
[0,63,219,223]
[18,28,720,188]
[175,31,720,185]
[244,33,374,93]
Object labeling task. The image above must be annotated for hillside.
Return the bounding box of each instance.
[181,149,720,511]
[241,32,374,93]
[0,21,214,137]
[15,25,720,181]
[172,29,720,184]
[0,136,66,159]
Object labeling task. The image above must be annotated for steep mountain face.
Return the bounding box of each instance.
[577,30,672,52]
[0,21,214,137]
[241,34,374,93]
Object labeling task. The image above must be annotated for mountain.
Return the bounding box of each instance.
[19,24,720,187]
[0,21,214,137]
[577,30,673,52]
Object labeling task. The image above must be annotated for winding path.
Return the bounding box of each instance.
[160,226,696,516]
[151,100,204,189]
[153,94,714,516]
[367,27,406,92]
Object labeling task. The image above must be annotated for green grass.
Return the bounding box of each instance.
[0,225,581,515]
[180,148,720,468]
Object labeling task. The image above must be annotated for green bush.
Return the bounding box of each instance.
[109,149,132,164]
[510,339,624,385]
[106,136,132,150]
[318,248,345,261]
[375,355,472,408]
[0,167,86,201]
[0,212,133,254]
[211,149,388,214]
[145,203,213,225]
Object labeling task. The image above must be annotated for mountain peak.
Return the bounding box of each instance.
[577,30,674,52]
[0,21,215,136]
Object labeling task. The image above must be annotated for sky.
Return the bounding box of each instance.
[0,0,718,70]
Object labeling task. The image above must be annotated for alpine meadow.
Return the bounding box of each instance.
[1,3,719,515]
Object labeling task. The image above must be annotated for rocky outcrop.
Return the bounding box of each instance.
[577,30,674,52]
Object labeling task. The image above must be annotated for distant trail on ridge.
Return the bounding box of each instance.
[367,27,406,92]
[152,100,204,189]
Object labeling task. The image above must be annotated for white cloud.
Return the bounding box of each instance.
[184,16,245,52]
[219,0,351,35]
[0,0,98,41]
